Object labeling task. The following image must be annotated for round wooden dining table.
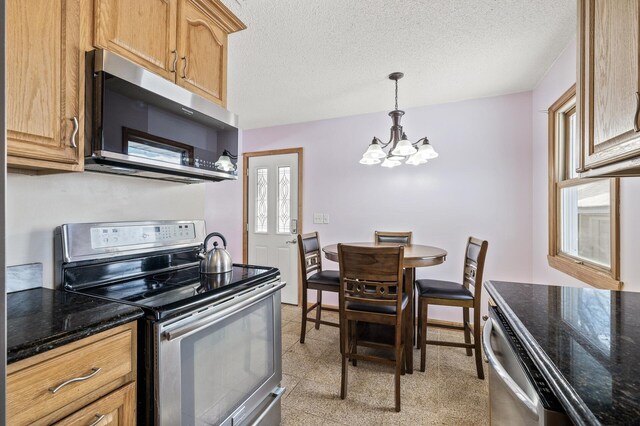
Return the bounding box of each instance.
[322,242,447,373]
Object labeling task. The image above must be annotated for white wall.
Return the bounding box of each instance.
[531,37,640,292]
[233,92,534,321]
[7,172,205,288]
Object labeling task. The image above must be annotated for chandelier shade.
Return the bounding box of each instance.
[214,149,237,172]
[360,72,438,168]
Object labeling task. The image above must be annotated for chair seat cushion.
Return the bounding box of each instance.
[347,294,408,314]
[416,279,473,301]
[307,270,340,286]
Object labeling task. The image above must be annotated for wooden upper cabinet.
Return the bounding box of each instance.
[578,0,640,176]
[95,0,178,80]
[7,0,83,171]
[177,0,228,106]
[94,0,244,107]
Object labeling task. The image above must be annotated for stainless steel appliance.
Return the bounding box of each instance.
[483,306,570,426]
[199,232,233,273]
[85,49,239,184]
[55,220,285,425]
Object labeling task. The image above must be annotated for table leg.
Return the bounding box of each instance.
[404,267,415,374]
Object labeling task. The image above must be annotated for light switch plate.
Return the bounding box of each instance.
[323,214,330,224]
[313,213,323,224]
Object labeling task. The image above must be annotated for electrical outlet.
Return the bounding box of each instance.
[313,213,323,224]
[323,214,330,224]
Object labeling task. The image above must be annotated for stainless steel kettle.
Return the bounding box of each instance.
[199,232,233,274]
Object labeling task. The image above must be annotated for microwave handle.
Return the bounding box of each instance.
[164,282,285,341]
[482,317,538,416]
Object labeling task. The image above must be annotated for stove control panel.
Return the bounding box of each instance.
[90,223,197,249]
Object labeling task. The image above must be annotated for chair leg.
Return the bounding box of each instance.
[463,307,472,356]
[420,299,428,372]
[403,307,412,375]
[473,308,485,380]
[341,319,349,399]
[315,290,322,330]
[350,320,358,367]
[394,323,402,412]
[300,286,308,344]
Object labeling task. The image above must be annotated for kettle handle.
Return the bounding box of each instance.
[204,232,227,250]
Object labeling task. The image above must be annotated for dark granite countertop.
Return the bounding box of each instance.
[485,281,640,426]
[7,288,144,364]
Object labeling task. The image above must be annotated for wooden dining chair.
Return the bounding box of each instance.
[338,244,411,412]
[416,237,488,379]
[298,232,340,343]
[374,231,413,245]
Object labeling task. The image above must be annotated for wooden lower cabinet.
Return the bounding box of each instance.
[7,322,137,426]
[54,382,136,426]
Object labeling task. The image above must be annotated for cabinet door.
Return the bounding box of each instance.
[579,0,640,171]
[95,0,178,80]
[177,0,228,106]
[53,382,136,426]
[7,0,83,171]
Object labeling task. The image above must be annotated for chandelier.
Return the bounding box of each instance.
[360,72,438,167]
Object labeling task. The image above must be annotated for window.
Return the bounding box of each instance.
[548,85,621,289]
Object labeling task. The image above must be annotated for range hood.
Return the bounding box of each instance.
[85,49,240,184]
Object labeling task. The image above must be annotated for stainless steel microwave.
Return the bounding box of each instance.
[85,49,239,184]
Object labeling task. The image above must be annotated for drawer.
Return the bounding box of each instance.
[8,326,135,425]
[53,382,136,426]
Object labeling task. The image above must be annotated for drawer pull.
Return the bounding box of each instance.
[70,116,79,148]
[635,92,640,132]
[170,50,178,72]
[182,56,188,79]
[88,414,106,426]
[48,367,101,394]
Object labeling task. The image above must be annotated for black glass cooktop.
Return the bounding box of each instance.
[68,264,278,321]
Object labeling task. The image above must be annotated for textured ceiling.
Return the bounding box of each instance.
[222,0,576,129]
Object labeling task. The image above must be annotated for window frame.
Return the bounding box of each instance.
[547,85,622,290]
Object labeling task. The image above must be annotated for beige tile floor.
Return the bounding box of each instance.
[279,304,489,426]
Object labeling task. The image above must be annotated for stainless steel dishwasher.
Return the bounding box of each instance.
[483,306,571,426]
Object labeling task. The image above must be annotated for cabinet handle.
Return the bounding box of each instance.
[88,414,106,426]
[48,367,101,394]
[170,50,178,73]
[181,56,188,79]
[69,116,79,148]
[634,92,640,132]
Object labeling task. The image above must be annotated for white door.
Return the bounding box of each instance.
[248,153,299,305]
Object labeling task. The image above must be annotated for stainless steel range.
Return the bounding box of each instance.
[55,220,285,426]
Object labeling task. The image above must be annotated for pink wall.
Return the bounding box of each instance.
[207,92,534,322]
[531,37,640,292]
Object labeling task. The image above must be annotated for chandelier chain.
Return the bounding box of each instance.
[395,80,398,110]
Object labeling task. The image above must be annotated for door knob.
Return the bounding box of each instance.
[285,239,297,245]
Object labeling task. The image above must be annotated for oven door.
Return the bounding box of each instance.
[157,281,285,426]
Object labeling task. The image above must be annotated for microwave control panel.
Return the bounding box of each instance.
[90,223,196,249]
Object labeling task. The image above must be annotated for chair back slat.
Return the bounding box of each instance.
[338,244,404,314]
[298,232,324,281]
[462,237,489,299]
[374,231,413,245]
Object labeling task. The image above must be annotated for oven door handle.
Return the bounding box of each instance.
[482,317,538,416]
[164,282,285,341]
